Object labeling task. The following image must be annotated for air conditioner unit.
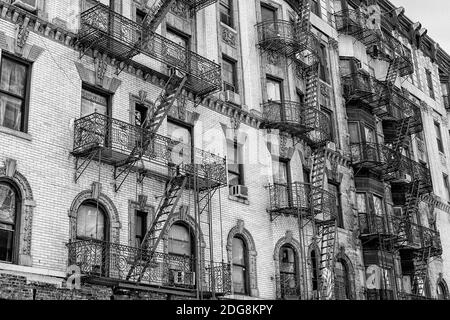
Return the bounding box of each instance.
[224,90,241,106]
[12,0,37,12]
[229,185,248,199]
[171,270,195,286]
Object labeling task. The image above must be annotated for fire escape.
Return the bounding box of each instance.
[257,0,337,300]
[337,4,442,300]
[68,1,231,298]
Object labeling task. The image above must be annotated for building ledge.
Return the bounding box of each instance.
[0,262,66,283]
[0,126,32,141]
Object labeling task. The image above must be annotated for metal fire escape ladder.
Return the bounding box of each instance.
[142,0,177,33]
[397,178,422,247]
[126,173,188,282]
[113,72,188,192]
[412,246,431,297]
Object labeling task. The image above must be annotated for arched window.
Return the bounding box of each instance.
[168,223,193,257]
[76,202,108,275]
[232,236,249,295]
[0,181,21,263]
[279,245,299,298]
[335,259,351,300]
[76,202,107,241]
[437,281,448,300]
[310,249,319,292]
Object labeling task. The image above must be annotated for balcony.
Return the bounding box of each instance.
[67,239,231,296]
[72,113,227,190]
[358,213,393,238]
[267,182,337,223]
[334,10,381,47]
[367,32,413,77]
[77,4,221,96]
[387,155,432,192]
[341,71,379,106]
[421,226,443,257]
[256,20,319,59]
[391,216,441,253]
[349,142,398,171]
[260,101,332,147]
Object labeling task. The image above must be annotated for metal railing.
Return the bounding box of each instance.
[72,113,227,186]
[261,101,332,145]
[67,239,232,295]
[341,71,378,102]
[358,213,391,236]
[391,216,441,252]
[267,182,337,221]
[78,4,221,96]
[349,142,398,167]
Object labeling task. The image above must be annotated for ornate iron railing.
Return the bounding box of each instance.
[261,101,332,146]
[67,239,232,295]
[78,4,221,96]
[358,213,391,236]
[349,142,397,168]
[72,113,227,186]
[256,20,319,58]
[267,182,337,221]
[334,10,381,47]
[279,273,301,298]
[390,216,440,250]
[341,71,378,102]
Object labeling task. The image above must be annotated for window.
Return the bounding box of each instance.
[135,8,146,25]
[168,223,192,256]
[135,210,147,248]
[76,203,107,241]
[232,236,248,295]
[373,195,384,216]
[426,69,435,99]
[434,121,444,153]
[266,77,283,102]
[272,158,289,184]
[166,27,190,49]
[319,44,329,82]
[134,103,148,127]
[443,174,450,202]
[0,56,30,132]
[310,249,319,291]
[220,0,233,28]
[110,0,122,13]
[328,182,343,228]
[335,259,351,299]
[261,4,277,21]
[81,87,109,117]
[0,182,20,263]
[227,140,244,186]
[311,0,321,17]
[321,106,334,141]
[167,120,193,164]
[222,56,238,93]
[279,245,298,298]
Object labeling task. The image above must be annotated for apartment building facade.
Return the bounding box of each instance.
[0,0,449,300]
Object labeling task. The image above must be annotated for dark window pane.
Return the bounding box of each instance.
[261,5,276,21]
[0,229,13,262]
[232,237,245,265]
[220,0,233,27]
[232,265,246,294]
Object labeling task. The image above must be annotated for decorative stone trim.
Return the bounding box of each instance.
[0,160,35,267]
[0,31,44,62]
[273,231,302,299]
[335,249,357,300]
[68,190,121,244]
[221,24,237,48]
[226,219,259,297]
[75,62,122,93]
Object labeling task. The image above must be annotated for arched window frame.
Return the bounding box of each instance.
[232,235,249,295]
[0,179,21,264]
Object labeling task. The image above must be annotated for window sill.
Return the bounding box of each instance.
[0,126,32,142]
[228,195,249,205]
[220,22,237,34]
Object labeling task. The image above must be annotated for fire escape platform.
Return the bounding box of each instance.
[71,113,227,189]
[67,239,232,297]
[77,4,221,97]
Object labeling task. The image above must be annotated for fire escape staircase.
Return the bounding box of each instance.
[127,173,188,282]
[113,72,188,192]
[142,0,177,34]
[412,247,431,297]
